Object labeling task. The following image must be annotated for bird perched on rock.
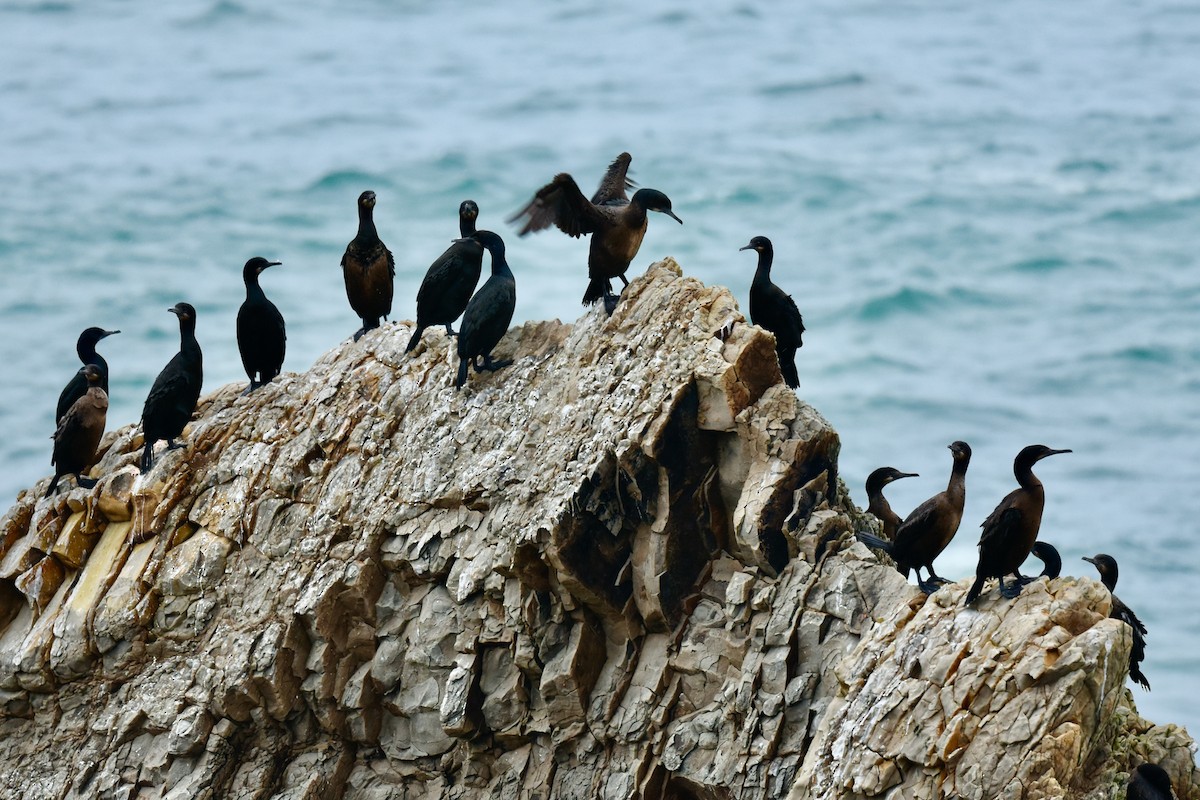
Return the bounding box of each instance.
[864,466,919,541]
[456,231,516,389]
[140,303,203,474]
[510,152,681,313]
[341,190,394,341]
[965,444,1071,604]
[1030,541,1062,579]
[46,364,107,497]
[56,326,119,425]
[1127,764,1175,799]
[1084,553,1150,690]
[406,200,485,353]
[236,256,285,393]
[858,441,971,593]
[739,236,805,388]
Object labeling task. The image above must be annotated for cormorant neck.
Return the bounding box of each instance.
[753,248,774,281]
[623,201,648,227]
[78,338,99,361]
[946,458,968,502]
[1102,564,1118,592]
[178,317,200,358]
[489,251,513,279]
[459,214,477,238]
[244,272,267,301]
[1014,461,1043,490]
[357,204,379,240]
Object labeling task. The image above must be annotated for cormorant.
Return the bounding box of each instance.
[1030,541,1062,579]
[56,326,119,425]
[739,236,806,388]
[509,152,681,312]
[965,444,1071,604]
[455,230,516,389]
[46,364,107,497]
[864,466,919,541]
[406,200,485,353]
[1084,553,1150,690]
[341,190,395,341]
[1127,764,1175,799]
[236,257,285,393]
[859,441,971,593]
[140,303,203,474]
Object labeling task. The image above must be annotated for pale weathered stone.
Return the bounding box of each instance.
[0,261,1192,799]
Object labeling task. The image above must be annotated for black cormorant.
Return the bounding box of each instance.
[406,200,485,352]
[236,257,285,393]
[509,153,681,311]
[965,444,1071,604]
[341,190,395,341]
[859,441,971,593]
[1127,764,1175,799]
[864,466,919,541]
[1084,553,1150,690]
[140,303,203,474]
[740,236,805,388]
[455,231,516,389]
[56,326,119,425]
[46,364,107,497]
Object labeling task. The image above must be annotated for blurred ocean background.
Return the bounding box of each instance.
[1,1,1197,731]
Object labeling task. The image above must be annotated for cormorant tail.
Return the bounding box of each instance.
[965,575,986,605]
[405,326,425,353]
[582,278,607,306]
[44,474,60,499]
[778,348,799,388]
[1131,666,1151,691]
[856,531,894,556]
[455,358,469,389]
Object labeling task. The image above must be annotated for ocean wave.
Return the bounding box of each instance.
[305,170,397,194]
[759,73,867,97]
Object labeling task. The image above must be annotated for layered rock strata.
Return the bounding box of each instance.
[0,259,1194,799]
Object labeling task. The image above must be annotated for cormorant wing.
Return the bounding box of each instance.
[56,371,87,424]
[417,240,484,307]
[590,152,636,206]
[978,499,1023,561]
[509,174,608,237]
[144,354,200,417]
[893,497,940,556]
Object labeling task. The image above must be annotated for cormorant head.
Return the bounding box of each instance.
[243,256,282,281]
[460,200,479,220]
[1082,553,1119,590]
[1031,541,1062,579]
[1131,764,1175,797]
[77,327,120,350]
[1015,444,1072,469]
[458,230,506,259]
[739,236,773,256]
[632,188,682,224]
[358,190,377,209]
[168,302,197,323]
[948,440,972,463]
[81,364,104,386]
[865,466,918,495]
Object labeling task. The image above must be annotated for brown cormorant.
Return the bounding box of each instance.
[509,152,681,312]
[859,441,971,592]
[140,303,203,474]
[739,236,806,388]
[1127,764,1175,799]
[46,364,107,497]
[1084,553,1150,690]
[406,200,484,353]
[236,257,285,393]
[341,190,395,341]
[864,466,919,541]
[56,326,119,425]
[455,230,515,389]
[965,444,1071,604]
[1030,541,1062,578]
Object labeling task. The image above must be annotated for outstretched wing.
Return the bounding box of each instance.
[509,174,608,237]
[590,152,636,205]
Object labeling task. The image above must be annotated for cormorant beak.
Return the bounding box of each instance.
[268,260,282,267]
[662,209,683,224]
[104,329,121,337]
[899,472,919,479]
[1043,448,1073,459]
[739,244,754,252]
[168,307,180,316]
[1082,556,1096,566]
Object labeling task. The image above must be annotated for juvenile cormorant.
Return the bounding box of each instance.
[509,153,681,311]
[455,231,516,389]
[140,303,203,474]
[1127,764,1175,799]
[56,327,119,425]
[236,257,285,393]
[864,466,919,541]
[965,444,1071,605]
[859,442,971,593]
[46,364,107,497]
[341,190,395,341]
[406,200,485,352]
[1030,541,1062,579]
[1084,553,1150,690]
[739,236,806,388]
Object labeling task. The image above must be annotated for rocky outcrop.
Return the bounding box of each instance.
[0,259,1194,799]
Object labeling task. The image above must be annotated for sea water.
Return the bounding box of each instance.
[1,0,1197,731]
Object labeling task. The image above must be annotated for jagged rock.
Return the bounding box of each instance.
[0,259,1193,799]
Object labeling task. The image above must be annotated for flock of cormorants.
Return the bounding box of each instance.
[38,152,1170,796]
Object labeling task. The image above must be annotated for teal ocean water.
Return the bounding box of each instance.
[2,2,1198,731]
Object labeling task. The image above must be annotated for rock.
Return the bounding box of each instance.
[0,260,1192,799]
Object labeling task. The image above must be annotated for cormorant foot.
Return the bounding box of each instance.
[1016,574,1039,587]
[999,580,1024,599]
[917,579,944,594]
[444,325,457,337]
[78,476,98,489]
[480,358,513,373]
[603,293,620,317]
[166,440,185,452]
[352,328,367,342]
[241,382,259,397]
